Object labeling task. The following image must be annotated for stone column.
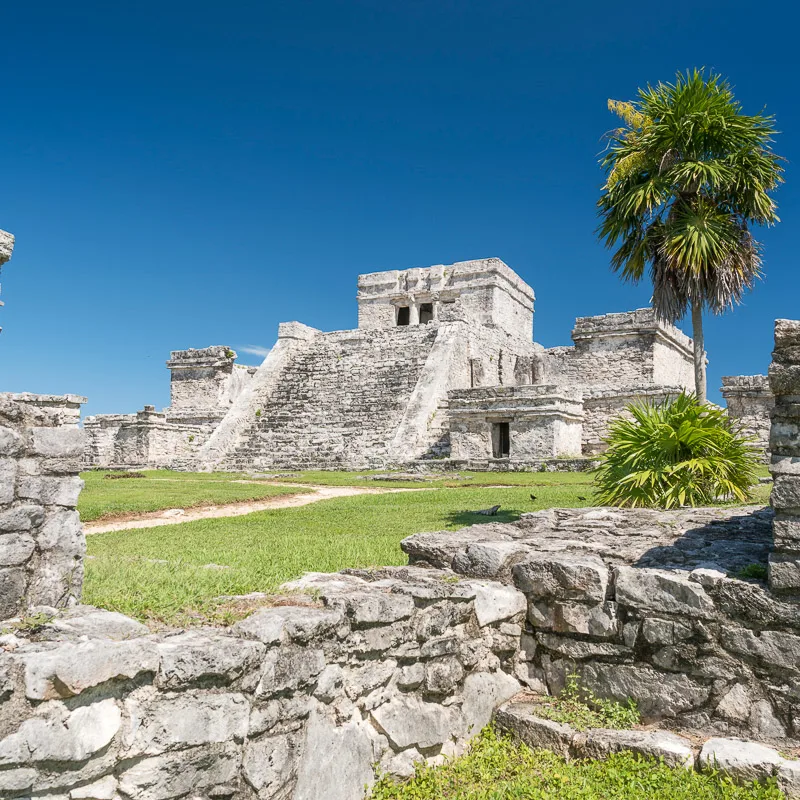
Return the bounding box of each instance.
[768,319,800,592]
[0,393,86,618]
[408,298,420,326]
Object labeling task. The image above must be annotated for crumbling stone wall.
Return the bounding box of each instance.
[404,505,799,742]
[769,319,800,592]
[722,375,774,462]
[84,347,255,469]
[0,393,85,618]
[0,568,524,799]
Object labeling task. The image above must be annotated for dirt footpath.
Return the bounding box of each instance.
[83,485,427,534]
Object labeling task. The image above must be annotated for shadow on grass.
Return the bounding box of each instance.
[443,508,524,528]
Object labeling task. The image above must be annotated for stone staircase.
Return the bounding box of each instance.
[222,325,443,470]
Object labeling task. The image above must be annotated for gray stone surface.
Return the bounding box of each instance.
[0,393,86,620]
[698,737,783,784]
[574,728,695,769]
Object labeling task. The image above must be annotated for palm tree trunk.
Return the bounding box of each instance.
[691,298,707,404]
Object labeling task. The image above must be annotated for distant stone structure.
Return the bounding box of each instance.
[769,319,800,592]
[722,375,774,460]
[85,257,776,471]
[84,346,256,468]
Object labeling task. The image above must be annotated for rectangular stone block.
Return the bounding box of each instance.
[614,566,715,619]
[0,535,35,567]
[29,427,85,458]
[769,420,800,457]
[771,476,800,511]
[769,363,800,396]
[773,516,800,550]
[16,476,83,507]
[0,567,27,620]
[768,552,800,593]
[774,319,800,349]
[0,427,23,457]
[771,455,800,476]
[512,553,608,603]
[0,459,16,505]
[0,505,44,533]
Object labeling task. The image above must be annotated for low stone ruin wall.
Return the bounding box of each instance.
[404,505,799,743]
[722,375,774,461]
[0,393,85,619]
[0,569,524,799]
[769,319,800,592]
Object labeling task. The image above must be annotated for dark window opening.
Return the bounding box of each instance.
[492,422,510,459]
[498,351,504,385]
[419,303,434,324]
[396,306,410,326]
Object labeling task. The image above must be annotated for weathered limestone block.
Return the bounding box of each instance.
[233,604,345,644]
[15,638,160,700]
[123,688,250,757]
[242,729,302,796]
[371,694,463,750]
[256,645,326,696]
[116,742,241,800]
[155,629,265,688]
[698,737,783,784]
[0,699,121,765]
[494,702,574,757]
[614,566,715,619]
[578,663,710,720]
[512,552,608,603]
[293,710,376,800]
[460,670,521,733]
[471,582,527,627]
[573,728,695,769]
[720,628,800,675]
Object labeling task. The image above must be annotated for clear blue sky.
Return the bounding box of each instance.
[1,0,797,415]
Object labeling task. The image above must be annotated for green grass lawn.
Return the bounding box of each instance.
[84,481,590,623]
[78,470,307,522]
[368,727,781,800]
[82,468,772,624]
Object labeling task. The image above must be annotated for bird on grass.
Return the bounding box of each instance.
[530,494,537,502]
[577,496,588,501]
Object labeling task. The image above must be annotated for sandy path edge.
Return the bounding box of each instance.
[83,485,429,535]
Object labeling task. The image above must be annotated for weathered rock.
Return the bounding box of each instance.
[293,710,375,800]
[117,742,241,800]
[573,728,695,769]
[698,737,783,784]
[579,663,709,719]
[123,689,249,756]
[424,657,464,694]
[471,582,527,627]
[0,699,121,765]
[371,694,462,750]
[256,645,325,696]
[452,541,530,578]
[721,628,800,674]
[42,608,148,641]
[512,553,608,603]
[536,633,631,661]
[16,638,160,700]
[716,683,753,722]
[460,670,521,734]
[156,630,265,688]
[242,731,301,795]
[69,775,118,800]
[233,605,344,644]
[494,702,574,757]
[328,591,415,626]
[528,599,618,638]
[614,566,715,619]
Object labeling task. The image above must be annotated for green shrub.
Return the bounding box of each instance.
[531,673,640,731]
[594,393,759,509]
[737,563,768,581]
[368,725,781,799]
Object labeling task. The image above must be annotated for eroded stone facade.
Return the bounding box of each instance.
[85,259,704,471]
[722,375,774,460]
[0,393,86,618]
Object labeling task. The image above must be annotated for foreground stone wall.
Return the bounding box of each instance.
[0,393,85,618]
[722,375,774,461]
[769,319,800,592]
[0,569,524,799]
[404,505,799,742]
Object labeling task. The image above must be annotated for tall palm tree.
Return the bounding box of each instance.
[597,70,783,403]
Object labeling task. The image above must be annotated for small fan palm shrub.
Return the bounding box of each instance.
[594,393,759,508]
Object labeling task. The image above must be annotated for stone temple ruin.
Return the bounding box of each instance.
[83,258,775,471]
